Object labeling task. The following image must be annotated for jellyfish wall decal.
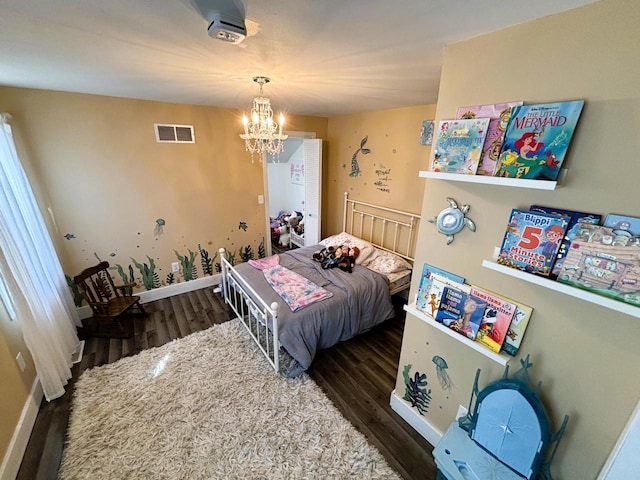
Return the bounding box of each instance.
[432,355,454,391]
[154,218,166,236]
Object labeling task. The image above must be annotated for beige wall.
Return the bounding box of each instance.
[325,105,436,236]
[0,87,327,283]
[0,303,37,460]
[0,86,326,461]
[395,0,640,478]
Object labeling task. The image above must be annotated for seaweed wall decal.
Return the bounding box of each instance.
[114,264,133,295]
[258,238,266,259]
[239,245,254,263]
[213,250,221,273]
[130,256,161,290]
[166,272,175,285]
[349,135,371,177]
[402,364,432,415]
[174,249,198,281]
[65,274,84,307]
[199,244,213,276]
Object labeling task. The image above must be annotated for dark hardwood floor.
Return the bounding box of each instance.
[17,288,437,480]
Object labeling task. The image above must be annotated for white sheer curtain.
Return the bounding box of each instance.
[0,112,80,401]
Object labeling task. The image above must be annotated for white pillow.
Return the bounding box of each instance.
[319,232,376,265]
[364,250,412,275]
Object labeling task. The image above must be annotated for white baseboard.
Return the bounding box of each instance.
[137,274,220,303]
[77,274,221,319]
[389,389,443,447]
[0,378,43,480]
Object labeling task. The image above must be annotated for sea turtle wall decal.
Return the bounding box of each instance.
[429,197,476,245]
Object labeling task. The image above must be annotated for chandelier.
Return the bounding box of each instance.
[240,76,288,161]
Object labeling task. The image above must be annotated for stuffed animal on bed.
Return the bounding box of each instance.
[312,245,360,272]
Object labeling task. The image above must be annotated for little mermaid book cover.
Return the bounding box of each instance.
[493,100,584,181]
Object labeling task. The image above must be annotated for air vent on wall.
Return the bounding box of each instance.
[154,124,195,143]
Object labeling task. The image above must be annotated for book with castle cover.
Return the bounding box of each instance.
[493,100,584,181]
[530,205,602,279]
[436,286,487,340]
[415,263,465,314]
[430,118,490,175]
[425,273,469,319]
[556,223,640,306]
[469,286,517,353]
[456,101,523,176]
[497,208,570,276]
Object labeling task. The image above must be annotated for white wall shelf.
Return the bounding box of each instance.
[418,170,560,190]
[404,303,512,366]
[482,260,640,319]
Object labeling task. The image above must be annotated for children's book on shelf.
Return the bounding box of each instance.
[530,205,602,279]
[415,263,465,314]
[493,100,584,181]
[556,222,640,307]
[456,101,523,176]
[469,286,517,353]
[435,287,487,340]
[497,208,570,276]
[426,273,470,319]
[603,213,640,245]
[430,118,491,175]
[500,296,534,357]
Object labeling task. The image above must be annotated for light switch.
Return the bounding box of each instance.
[16,352,26,372]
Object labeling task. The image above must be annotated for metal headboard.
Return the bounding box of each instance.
[342,192,421,262]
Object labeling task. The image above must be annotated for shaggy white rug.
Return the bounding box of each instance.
[59,319,401,479]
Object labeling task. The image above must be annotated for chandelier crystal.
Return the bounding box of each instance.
[240,76,288,161]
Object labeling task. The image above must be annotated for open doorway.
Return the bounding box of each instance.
[263,133,322,256]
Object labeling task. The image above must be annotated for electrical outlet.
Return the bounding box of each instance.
[258,194,264,204]
[171,262,180,272]
[16,352,26,372]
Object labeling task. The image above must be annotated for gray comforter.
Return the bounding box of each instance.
[233,245,395,376]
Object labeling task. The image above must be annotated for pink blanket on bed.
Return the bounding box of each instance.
[248,254,280,270]
[262,264,333,312]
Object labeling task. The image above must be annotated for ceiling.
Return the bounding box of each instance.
[0,0,600,117]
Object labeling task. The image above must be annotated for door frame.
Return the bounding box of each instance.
[262,131,317,256]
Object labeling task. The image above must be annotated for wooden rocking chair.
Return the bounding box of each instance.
[73,261,146,338]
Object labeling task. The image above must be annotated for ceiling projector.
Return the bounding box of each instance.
[207,11,247,44]
[191,0,247,45]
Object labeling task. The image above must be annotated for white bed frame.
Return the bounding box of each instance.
[218,192,420,373]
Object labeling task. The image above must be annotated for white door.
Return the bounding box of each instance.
[303,139,322,245]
